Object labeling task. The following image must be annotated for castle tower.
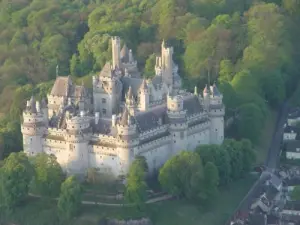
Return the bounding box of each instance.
[161,41,174,88]
[21,96,46,156]
[64,111,91,177]
[209,83,225,144]
[139,79,149,111]
[167,93,188,155]
[93,62,123,118]
[112,36,121,69]
[116,108,138,175]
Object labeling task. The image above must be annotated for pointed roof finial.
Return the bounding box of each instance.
[194,86,198,95]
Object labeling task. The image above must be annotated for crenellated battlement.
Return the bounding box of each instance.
[21,36,225,178]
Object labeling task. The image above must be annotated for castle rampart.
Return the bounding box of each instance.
[21,36,225,178]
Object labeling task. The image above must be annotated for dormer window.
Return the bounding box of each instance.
[102,98,106,103]
[102,108,106,115]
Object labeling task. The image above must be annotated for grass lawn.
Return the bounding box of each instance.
[2,174,257,225]
[254,109,278,165]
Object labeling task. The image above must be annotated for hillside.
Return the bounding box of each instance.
[0,0,300,158]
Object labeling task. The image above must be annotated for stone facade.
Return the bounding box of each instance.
[21,37,225,178]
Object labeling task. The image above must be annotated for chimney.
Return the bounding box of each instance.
[95,112,100,125]
[112,114,117,127]
[26,100,30,107]
[68,97,72,105]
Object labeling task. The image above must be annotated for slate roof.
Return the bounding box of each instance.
[284,125,300,134]
[210,83,221,97]
[269,175,282,190]
[25,96,37,113]
[50,76,71,96]
[288,110,300,119]
[135,105,167,133]
[183,95,203,116]
[285,140,300,152]
[121,76,143,99]
[120,44,129,63]
[91,118,112,134]
[284,201,300,211]
[248,213,266,225]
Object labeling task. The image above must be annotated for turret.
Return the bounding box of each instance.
[208,82,225,145]
[167,93,188,155]
[64,112,91,176]
[116,107,138,174]
[112,36,121,69]
[139,79,149,111]
[21,96,46,156]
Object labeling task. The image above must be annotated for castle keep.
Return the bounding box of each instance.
[21,37,225,177]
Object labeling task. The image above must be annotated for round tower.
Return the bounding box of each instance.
[116,108,138,175]
[167,94,188,155]
[209,83,225,145]
[64,111,91,177]
[21,96,46,156]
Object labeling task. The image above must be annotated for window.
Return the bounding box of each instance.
[102,108,106,115]
[102,98,106,103]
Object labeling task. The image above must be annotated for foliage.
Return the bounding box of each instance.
[57,176,82,222]
[125,157,148,209]
[0,152,33,211]
[290,186,300,201]
[30,153,64,197]
[196,139,256,185]
[159,151,205,201]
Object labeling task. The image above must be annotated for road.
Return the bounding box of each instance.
[225,102,290,224]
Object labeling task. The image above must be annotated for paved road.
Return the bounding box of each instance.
[225,102,290,224]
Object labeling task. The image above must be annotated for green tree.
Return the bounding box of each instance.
[291,186,300,200]
[196,144,231,185]
[0,152,33,210]
[203,162,219,201]
[159,151,204,200]
[240,139,256,174]
[125,157,148,209]
[31,153,64,197]
[57,176,82,222]
[144,53,156,79]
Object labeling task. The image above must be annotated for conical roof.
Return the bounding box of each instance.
[203,84,209,94]
[140,79,148,90]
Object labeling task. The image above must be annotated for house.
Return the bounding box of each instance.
[283,125,300,141]
[281,201,300,221]
[287,109,300,126]
[285,141,300,160]
[268,175,283,192]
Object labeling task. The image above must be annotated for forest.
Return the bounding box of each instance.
[0,0,300,159]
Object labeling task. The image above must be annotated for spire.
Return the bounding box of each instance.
[194,86,198,95]
[127,86,133,99]
[162,39,165,48]
[140,79,147,91]
[203,84,209,94]
[120,107,129,126]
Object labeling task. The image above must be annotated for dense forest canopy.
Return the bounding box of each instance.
[0,0,300,158]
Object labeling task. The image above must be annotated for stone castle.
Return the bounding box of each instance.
[21,37,225,178]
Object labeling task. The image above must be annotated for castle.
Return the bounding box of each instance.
[21,37,225,178]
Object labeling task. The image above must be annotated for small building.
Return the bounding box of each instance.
[283,125,300,141]
[285,141,300,160]
[281,201,300,220]
[287,109,300,126]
